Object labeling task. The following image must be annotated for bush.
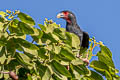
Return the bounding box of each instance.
[0,10,119,80]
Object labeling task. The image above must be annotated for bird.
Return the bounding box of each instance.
[57,10,89,54]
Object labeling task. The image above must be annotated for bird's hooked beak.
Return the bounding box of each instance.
[57,12,64,18]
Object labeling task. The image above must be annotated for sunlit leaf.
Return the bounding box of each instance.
[0,11,7,17]
[24,48,38,56]
[65,32,72,46]
[0,54,6,64]
[53,45,61,54]
[45,23,59,33]
[18,12,35,26]
[42,68,51,80]
[15,52,32,67]
[71,58,83,65]
[71,33,80,49]
[38,24,46,31]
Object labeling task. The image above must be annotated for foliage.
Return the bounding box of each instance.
[0,10,119,80]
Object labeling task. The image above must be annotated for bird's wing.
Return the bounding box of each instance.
[82,31,89,48]
[79,31,89,54]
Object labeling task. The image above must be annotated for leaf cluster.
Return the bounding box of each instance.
[0,10,119,80]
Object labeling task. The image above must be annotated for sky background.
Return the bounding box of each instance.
[0,0,120,73]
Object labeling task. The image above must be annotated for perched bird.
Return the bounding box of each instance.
[57,10,89,53]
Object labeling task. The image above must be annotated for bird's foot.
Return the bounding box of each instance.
[80,58,89,65]
[80,53,89,65]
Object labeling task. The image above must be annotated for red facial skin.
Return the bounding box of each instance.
[62,11,71,24]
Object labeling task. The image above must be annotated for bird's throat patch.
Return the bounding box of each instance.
[66,18,71,24]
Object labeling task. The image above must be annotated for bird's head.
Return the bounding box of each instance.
[57,10,76,24]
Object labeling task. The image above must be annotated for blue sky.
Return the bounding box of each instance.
[1,0,120,71]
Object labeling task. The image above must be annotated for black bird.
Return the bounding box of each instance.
[57,10,89,53]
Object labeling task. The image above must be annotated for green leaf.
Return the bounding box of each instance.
[9,19,24,34]
[90,60,112,80]
[51,34,60,42]
[71,58,83,65]
[6,59,20,70]
[60,47,75,61]
[0,22,4,31]
[15,52,32,68]
[9,26,23,35]
[27,74,32,80]
[71,33,80,49]
[42,32,58,43]
[24,48,38,56]
[45,23,59,33]
[18,68,30,80]
[31,28,43,37]
[31,29,43,43]
[15,38,39,50]
[18,12,35,26]
[38,24,46,31]
[18,22,34,34]
[18,52,32,64]
[97,45,114,68]
[0,46,5,57]
[100,45,112,58]
[53,45,61,54]
[51,60,71,77]
[15,34,26,39]
[73,65,90,75]
[65,32,72,46]
[38,48,48,59]
[109,67,120,78]
[53,28,66,40]
[84,70,104,80]
[35,60,49,79]
[10,19,19,28]
[6,38,16,55]
[97,51,115,68]
[42,68,51,80]
[0,54,6,64]
[0,32,7,46]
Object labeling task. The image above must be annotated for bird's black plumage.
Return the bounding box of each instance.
[57,10,89,51]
